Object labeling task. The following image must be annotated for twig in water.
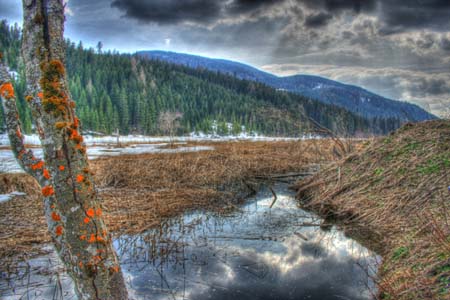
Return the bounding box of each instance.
[269,187,278,208]
[294,232,309,241]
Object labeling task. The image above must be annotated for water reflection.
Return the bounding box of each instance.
[0,185,379,300]
[117,186,379,300]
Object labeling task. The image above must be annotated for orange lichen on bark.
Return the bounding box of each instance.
[95,208,102,217]
[110,266,120,273]
[16,129,22,139]
[49,60,65,75]
[59,165,65,171]
[86,208,95,217]
[43,169,51,179]
[83,217,90,224]
[43,95,68,109]
[55,225,63,236]
[76,174,85,183]
[73,117,80,128]
[80,235,86,241]
[37,92,43,99]
[75,144,86,152]
[31,161,45,170]
[0,82,15,99]
[40,60,70,115]
[18,149,26,160]
[95,235,106,243]
[51,211,61,221]
[88,234,96,243]
[42,185,55,196]
[25,95,33,102]
[55,122,67,129]
[69,129,83,143]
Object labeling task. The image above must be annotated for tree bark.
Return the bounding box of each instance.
[1,1,128,299]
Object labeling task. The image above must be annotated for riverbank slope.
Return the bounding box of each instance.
[295,120,450,299]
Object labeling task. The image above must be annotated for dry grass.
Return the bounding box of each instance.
[294,120,450,299]
[0,174,48,267]
[0,139,337,271]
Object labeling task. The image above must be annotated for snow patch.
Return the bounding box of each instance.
[0,143,215,173]
[0,191,27,204]
[0,133,321,173]
[0,133,313,146]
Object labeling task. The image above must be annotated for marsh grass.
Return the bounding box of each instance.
[0,139,337,271]
[294,120,450,299]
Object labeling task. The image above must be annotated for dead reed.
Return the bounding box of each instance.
[294,120,450,299]
[0,139,336,271]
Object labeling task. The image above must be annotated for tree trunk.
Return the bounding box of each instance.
[0,1,128,299]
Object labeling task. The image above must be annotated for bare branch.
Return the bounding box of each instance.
[0,62,45,182]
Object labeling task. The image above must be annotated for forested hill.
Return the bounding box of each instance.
[1,21,402,136]
[139,51,436,122]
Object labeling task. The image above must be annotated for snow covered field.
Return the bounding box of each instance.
[0,133,305,146]
[0,133,314,173]
[0,144,215,173]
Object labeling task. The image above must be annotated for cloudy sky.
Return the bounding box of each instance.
[1,0,449,116]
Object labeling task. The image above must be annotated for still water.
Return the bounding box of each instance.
[1,185,379,300]
[118,185,379,300]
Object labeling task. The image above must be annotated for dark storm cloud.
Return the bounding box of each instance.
[227,0,283,14]
[408,77,450,96]
[304,12,333,28]
[298,0,450,32]
[110,0,222,24]
[441,37,450,51]
[378,1,450,33]
[176,15,290,55]
[110,0,282,25]
[301,0,377,14]
[109,0,450,33]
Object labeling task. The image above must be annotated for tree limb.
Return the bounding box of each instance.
[0,61,46,183]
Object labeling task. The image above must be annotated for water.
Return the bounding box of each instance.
[0,185,379,300]
[118,185,379,300]
[0,144,214,173]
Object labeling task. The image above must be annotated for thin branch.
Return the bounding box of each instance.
[0,62,45,183]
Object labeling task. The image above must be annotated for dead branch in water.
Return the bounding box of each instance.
[269,187,278,208]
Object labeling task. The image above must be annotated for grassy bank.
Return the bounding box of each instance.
[295,120,450,299]
[0,139,336,271]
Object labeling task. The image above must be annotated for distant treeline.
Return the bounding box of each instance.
[0,20,402,136]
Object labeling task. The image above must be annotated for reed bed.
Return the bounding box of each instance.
[0,139,336,271]
[294,120,450,299]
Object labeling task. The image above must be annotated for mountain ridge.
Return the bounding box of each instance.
[137,50,436,122]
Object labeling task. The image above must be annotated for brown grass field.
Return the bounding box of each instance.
[0,139,337,270]
[1,122,448,300]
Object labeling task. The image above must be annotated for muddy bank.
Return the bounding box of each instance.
[0,140,337,271]
[294,120,450,299]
